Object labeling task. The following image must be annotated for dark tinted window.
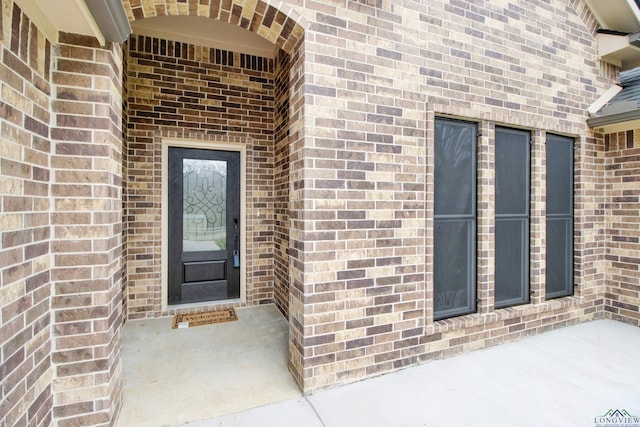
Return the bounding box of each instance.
[434,119,477,319]
[495,127,530,308]
[546,134,574,298]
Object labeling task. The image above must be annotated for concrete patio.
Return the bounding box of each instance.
[116,304,301,427]
[184,318,640,427]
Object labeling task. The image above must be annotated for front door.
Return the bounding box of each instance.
[168,147,241,305]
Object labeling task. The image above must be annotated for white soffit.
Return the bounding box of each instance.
[15,0,104,45]
[585,0,640,33]
[131,15,278,58]
[594,118,640,133]
[597,32,640,69]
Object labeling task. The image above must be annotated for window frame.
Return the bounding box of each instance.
[545,133,574,299]
[494,126,531,309]
[433,118,478,320]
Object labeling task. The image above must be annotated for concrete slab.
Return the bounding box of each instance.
[310,319,640,427]
[116,304,301,427]
[193,319,640,427]
[184,399,324,427]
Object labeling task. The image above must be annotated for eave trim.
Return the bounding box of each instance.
[587,109,640,127]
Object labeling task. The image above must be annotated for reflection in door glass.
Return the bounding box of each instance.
[182,159,227,252]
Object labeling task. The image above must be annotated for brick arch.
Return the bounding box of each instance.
[123,0,306,54]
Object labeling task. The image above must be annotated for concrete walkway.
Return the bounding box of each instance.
[185,319,640,427]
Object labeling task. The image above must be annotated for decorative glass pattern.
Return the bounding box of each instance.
[182,159,227,252]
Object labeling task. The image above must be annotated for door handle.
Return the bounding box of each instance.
[233,218,240,267]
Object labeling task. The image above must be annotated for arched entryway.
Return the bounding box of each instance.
[123,0,304,53]
[116,1,307,424]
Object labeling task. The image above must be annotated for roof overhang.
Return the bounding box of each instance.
[586,84,640,130]
[585,0,640,69]
[14,0,131,45]
[585,0,640,33]
[597,31,640,70]
[131,16,278,58]
[587,113,640,132]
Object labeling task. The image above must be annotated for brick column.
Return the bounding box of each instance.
[0,2,54,426]
[50,34,124,426]
[530,130,546,304]
[477,121,495,313]
[574,133,606,301]
[286,36,307,390]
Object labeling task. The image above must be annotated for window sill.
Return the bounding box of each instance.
[426,295,586,335]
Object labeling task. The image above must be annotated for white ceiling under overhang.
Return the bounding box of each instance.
[131,15,278,58]
[14,0,276,58]
[15,0,104,44]
[585,0,640,70]
[585,0,640,33]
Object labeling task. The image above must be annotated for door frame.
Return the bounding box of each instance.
[161,138,247,311]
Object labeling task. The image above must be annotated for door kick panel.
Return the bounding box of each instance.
[183,260,226,283]
[181,281,227,304]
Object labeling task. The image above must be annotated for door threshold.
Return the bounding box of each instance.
[168,298,243,312]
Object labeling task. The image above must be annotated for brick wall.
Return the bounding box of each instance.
[604,130,640,326]
[0,1,53,426]
[119,0,310,392]
[50,33,125,426]
[121,41,130,321]
[273,48,291,317]
[283,0,612,391]
[0,2,628,425]
[1,2,126,425]
[283,34,307,390]
[119,0,621,392]
[125,34,278,318]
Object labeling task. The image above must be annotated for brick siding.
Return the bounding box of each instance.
[1,0,638,426]
[121,41,130,321]
[283,34,307,390]
[273,0,611,391]
[50,33,124,426]
[604,130,640,326]
[119,0,619,394]
[273,48,291,318]
[0,2,53,426]
[124,34,279,317]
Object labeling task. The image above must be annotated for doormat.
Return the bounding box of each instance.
[171,308,237,329]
